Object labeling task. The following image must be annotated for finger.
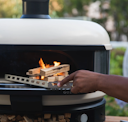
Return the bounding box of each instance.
[71,86,80,94]
[57,71,77,87]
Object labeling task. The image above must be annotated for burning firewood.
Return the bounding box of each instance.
[28,67,42,75]
[26,58,69,82]
[44,75,66,82]
[56,76,65,81]
[40,64,70,77]
[26,72,40,77]
[44,76,56,82]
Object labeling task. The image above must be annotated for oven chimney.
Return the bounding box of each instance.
[21,0,51,19]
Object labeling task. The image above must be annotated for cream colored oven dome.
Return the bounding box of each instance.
[0,19,112,50]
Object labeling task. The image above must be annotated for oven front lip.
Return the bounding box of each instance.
[0,98,105,114]
[0,87,79,95]
[0,44,106,51]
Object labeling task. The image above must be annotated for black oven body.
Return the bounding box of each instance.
[0,45,109,122]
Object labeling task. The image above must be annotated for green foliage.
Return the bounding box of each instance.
[109,0,128,40]
[110,48,126,75]
[105,95,128,116]
[0,0,22,18]
[55,0,93,17]
[105,47,128,116]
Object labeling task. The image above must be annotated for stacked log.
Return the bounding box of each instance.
[0,113,71,122]
[26,64,70,82]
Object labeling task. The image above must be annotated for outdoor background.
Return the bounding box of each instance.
[0,0,128,116]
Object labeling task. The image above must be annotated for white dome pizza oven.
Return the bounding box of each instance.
[0,0,112,122]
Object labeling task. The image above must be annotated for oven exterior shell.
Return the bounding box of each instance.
[0,19,111,120]
[0,19,112,50]
[0,98,106,122]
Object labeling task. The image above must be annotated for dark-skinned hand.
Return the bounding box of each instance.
[57,70,103,94]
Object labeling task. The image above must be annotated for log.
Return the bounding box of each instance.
[44,76,65,82]
[12,118,15,122]
[44,114,51,119]
[58,119,66,122]
[48,119,53,122]
[29,119,33,122]
[65,119,70,122]
[26,72,40,77]
[16,115,23,121]
[44,76,56,82]
[64,113,71,118]
[58,115,64,120]
[1,115,8,122]
[40,65,70,77]
[7,115,15,120]
[52,115,56,121]
[38,118,42,122]
[23,116,32,122]
[34,120,38,122]
[55,76,65,81]
[28,67,42,75]
[64,72,69,77]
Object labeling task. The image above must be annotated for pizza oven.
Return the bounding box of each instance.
[0,0,112,122]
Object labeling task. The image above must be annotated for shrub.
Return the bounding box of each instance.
[105,47,128,116]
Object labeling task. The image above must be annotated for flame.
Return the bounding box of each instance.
[41,76,45,80]
[38,58,62,80]
[39,58,46,69]
[54,72,65,76]
[53,61,61,67]
[35,76,40,80]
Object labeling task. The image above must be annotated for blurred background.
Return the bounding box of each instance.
[0,0,128,116]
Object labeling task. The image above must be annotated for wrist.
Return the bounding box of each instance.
[97,73,107,91]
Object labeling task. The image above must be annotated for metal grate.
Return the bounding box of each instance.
[5,74,72,89]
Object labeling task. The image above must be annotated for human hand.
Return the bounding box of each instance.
[57,70,102,94]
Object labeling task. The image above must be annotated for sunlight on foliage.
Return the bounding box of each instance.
[0,0,22,18]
